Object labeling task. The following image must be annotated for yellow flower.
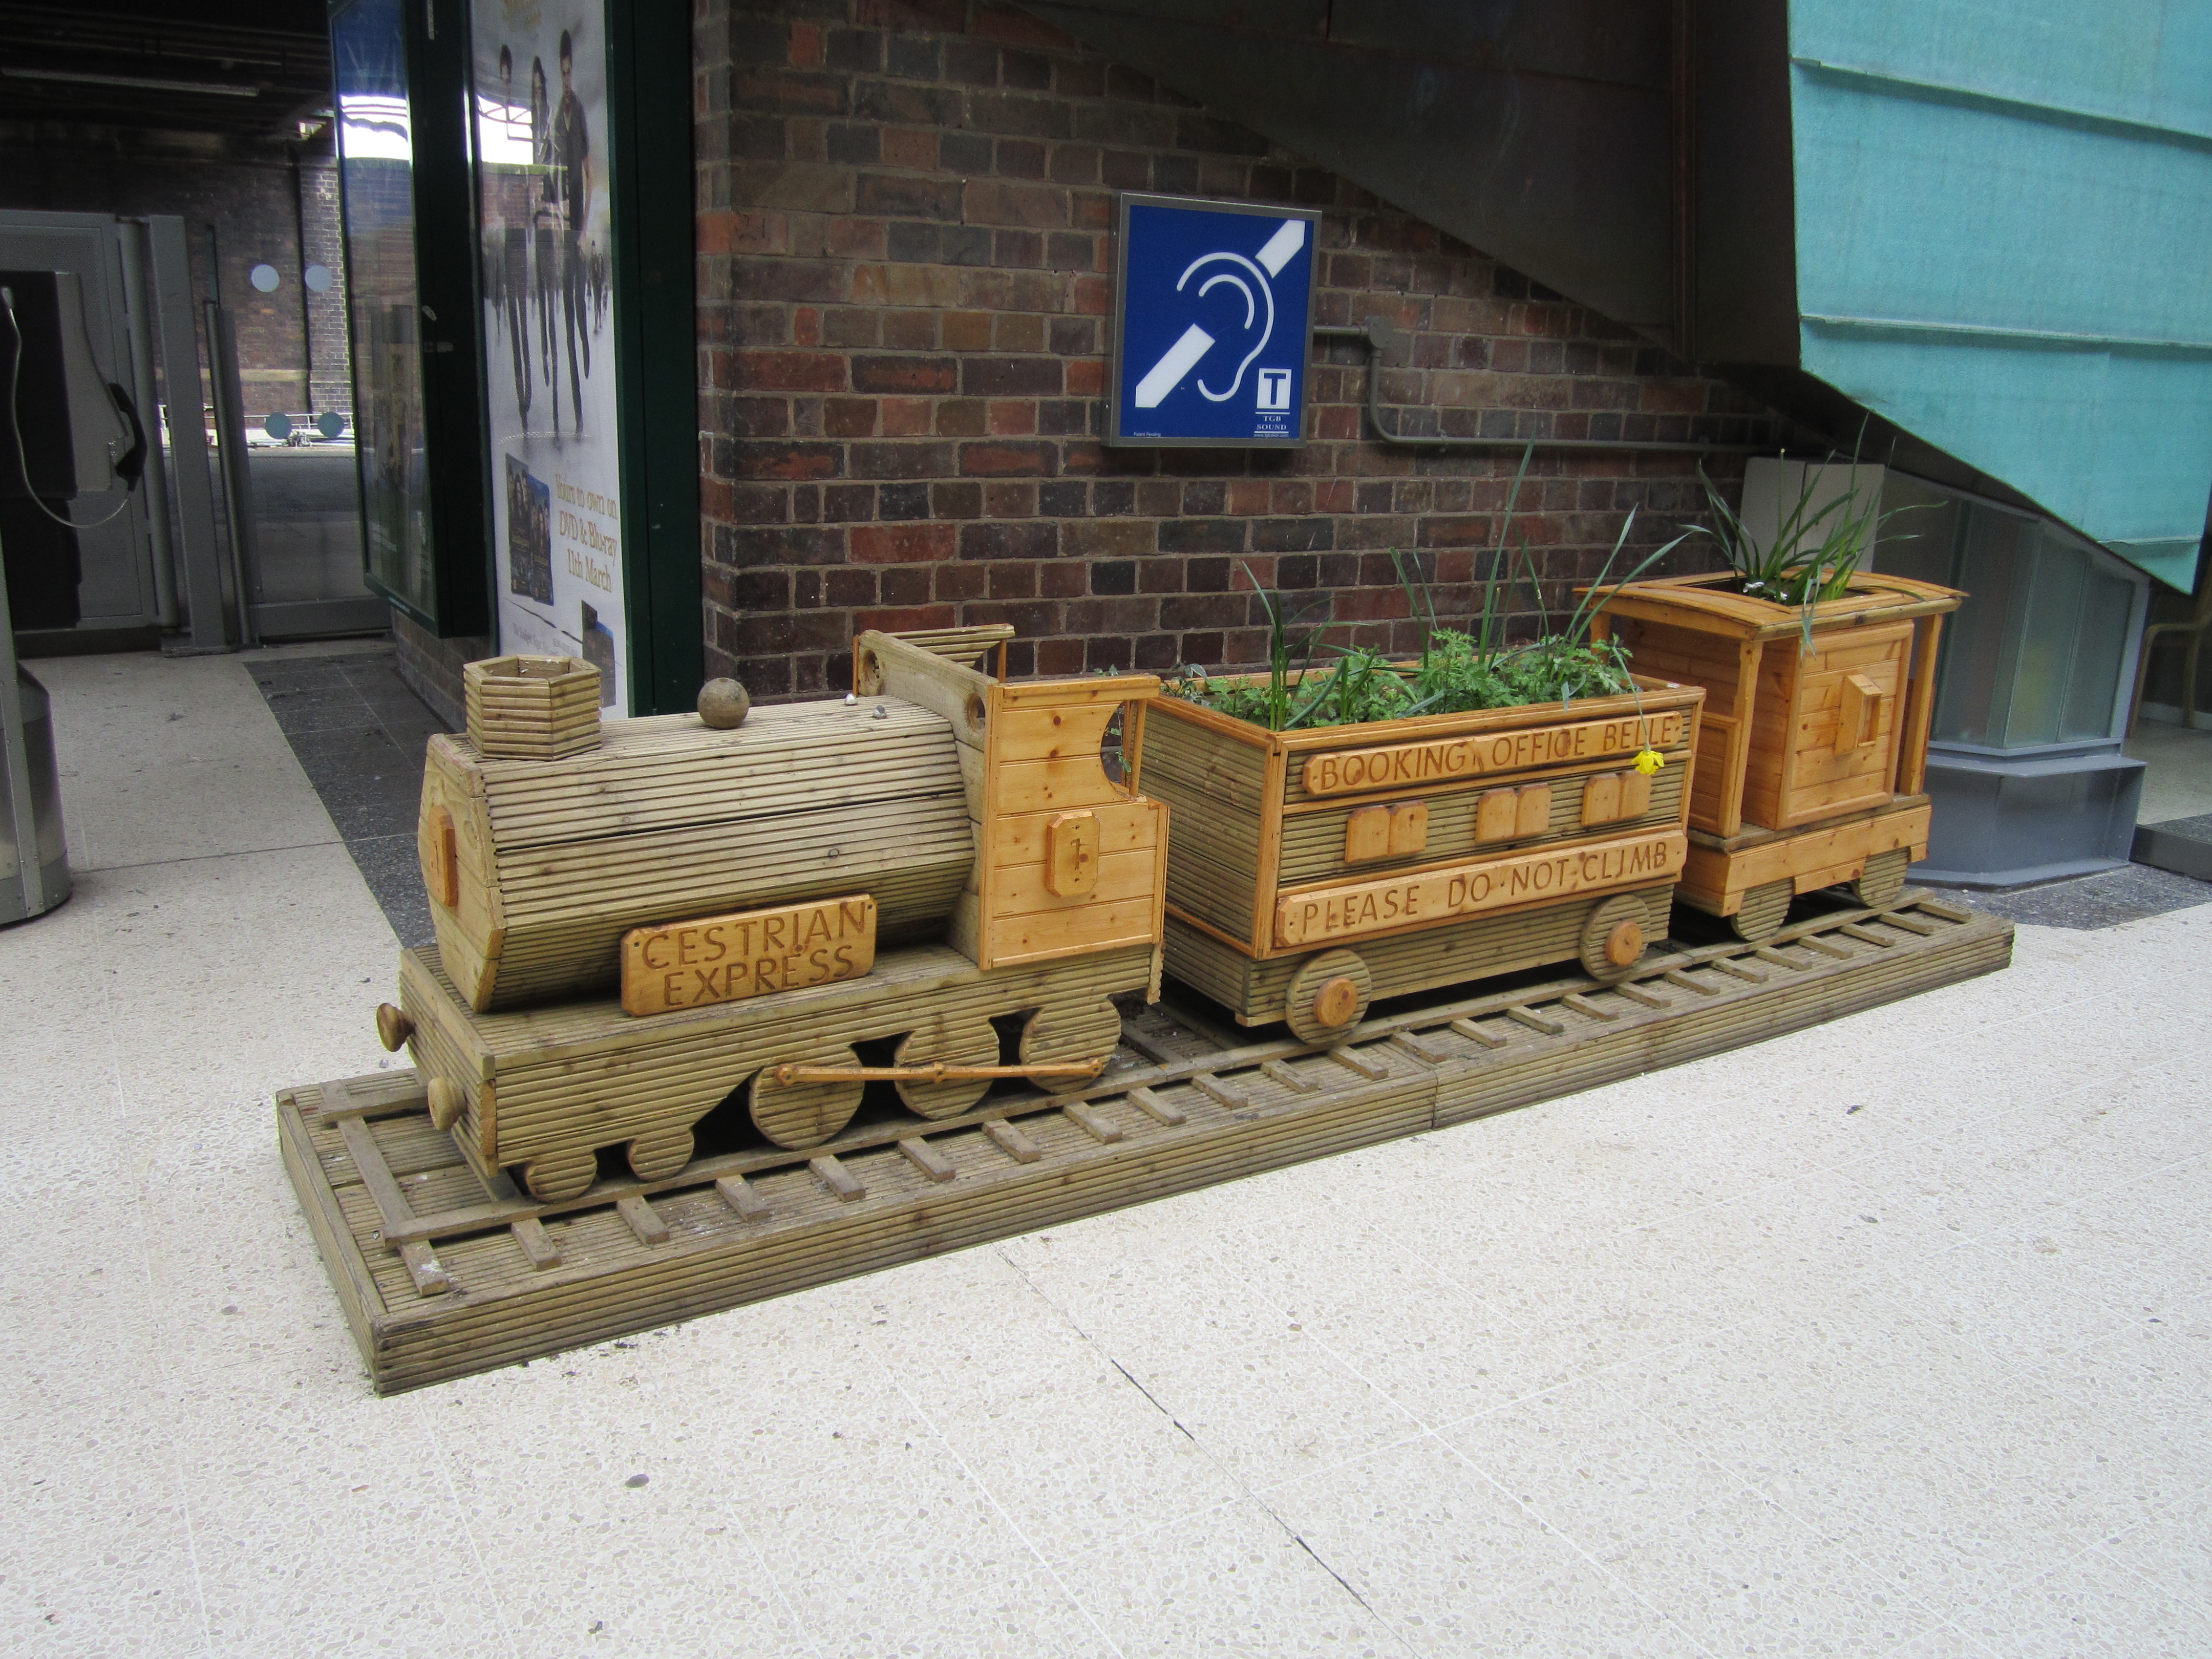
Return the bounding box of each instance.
[1632,748,1664,776]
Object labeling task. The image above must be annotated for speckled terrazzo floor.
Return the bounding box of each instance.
[4,648,2209,1658]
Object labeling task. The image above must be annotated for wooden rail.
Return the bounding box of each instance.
[283,891,2012,1393]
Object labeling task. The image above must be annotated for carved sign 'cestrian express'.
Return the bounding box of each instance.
[621,895,877,1016]
[1300,710,1686,797]
[1274,831,1686,948]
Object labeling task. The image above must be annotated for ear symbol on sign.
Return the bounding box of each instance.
[1176,250,1275,403]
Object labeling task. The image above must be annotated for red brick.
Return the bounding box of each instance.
[1034,635,1087,674]
[1061,520,1154,558]
[881,129,938,171]
[961,440,1057,476]
[880,399,934,436]
[986,399,1038,435]
[857,172,963,220]
[855,604,957,633]
[850,523,958,563]
[934,563,989,601]
[735,349,845,392]
[825,217,887,260]
[883,310,938,349]
[699,210,787,256]
[852,354,958,394]
[824,398,878,438]
[934,399,988,436]
[737,444,843,482]
[733,71,847,115]
[944,311,994,352]
[1065,358,1104,397]
[962,357,1060,396]
[963,180,1069,228]
[1640,381,1708,414]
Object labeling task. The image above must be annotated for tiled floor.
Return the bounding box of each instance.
[243,643,450,947]
[5,647,2209,1658]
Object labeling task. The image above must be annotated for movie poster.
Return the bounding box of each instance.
[470,0,625,711]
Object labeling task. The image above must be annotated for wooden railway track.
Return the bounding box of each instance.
[283,892,2010,1394]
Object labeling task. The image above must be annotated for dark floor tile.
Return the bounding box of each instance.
[361,692,452,742]
[262,685,375,735]
[253,656,447,946]
[285,725,422,840]
[2144,812,2212,841]
[321,649,404,674]
[347,833,436,948]
[250,661,352,695]
[1933,862,2212,931]
[336,656,419,696]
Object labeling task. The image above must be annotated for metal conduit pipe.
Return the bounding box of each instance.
[1314,319,1763,456]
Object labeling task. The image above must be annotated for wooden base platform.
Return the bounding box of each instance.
[283,893,2012,1393]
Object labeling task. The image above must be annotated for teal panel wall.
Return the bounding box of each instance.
[1788,0,2212,588]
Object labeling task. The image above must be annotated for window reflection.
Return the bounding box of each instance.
[333,0,434,619]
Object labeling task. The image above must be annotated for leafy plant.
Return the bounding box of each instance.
[1686,423,1919,652]
[1690,459,1880,607]
[1163,445,1692,730]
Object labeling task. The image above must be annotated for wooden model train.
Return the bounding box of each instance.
[376,628,1727,1201]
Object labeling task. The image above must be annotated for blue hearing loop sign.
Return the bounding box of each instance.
[1108,193,1322,449]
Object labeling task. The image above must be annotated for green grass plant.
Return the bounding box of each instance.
[1164,445,1689,731]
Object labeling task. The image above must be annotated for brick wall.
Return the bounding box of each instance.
[391,611,477,731]
[695,0,1785,698]
[301,160,354,419]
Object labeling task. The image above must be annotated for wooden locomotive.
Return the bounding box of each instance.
[1586,572,1963,939]
[380,630,1168,1201]
[1144,677,1706,1040]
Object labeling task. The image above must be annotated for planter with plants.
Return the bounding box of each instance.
[1583,461,1964,942]
[1145,473,1706,1040]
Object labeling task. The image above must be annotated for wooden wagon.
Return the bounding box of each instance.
[1144,678,1705,1040]
[1586,572,1964,939]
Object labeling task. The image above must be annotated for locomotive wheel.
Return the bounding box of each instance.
[1018,998,1124,1072]
[893,1016,1001,1120]
[626,1125,695,1181]
[1849,848,1909,911]
[1283,949,1372,1045]
[1727,879,1794,944]
[750,1047,866,1149]
[1579,895,1652,984]
[522,1147,598,1203]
